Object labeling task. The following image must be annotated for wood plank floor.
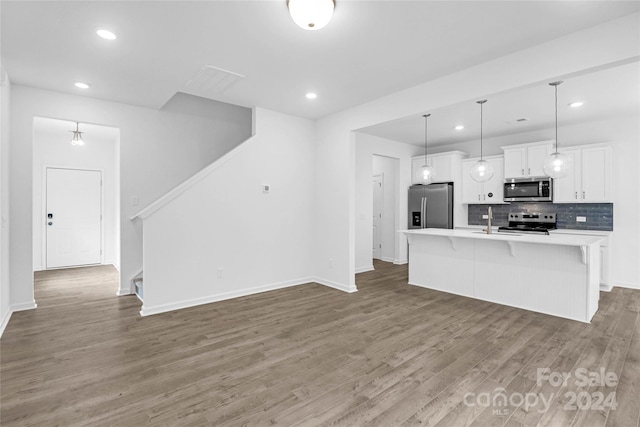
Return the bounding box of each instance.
[1,261,639,426]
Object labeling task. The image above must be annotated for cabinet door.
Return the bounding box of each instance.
[431,155,453,182]
[553,149,581,202]
[503,148,525,178]
[527,145,551,177]
[461,160,481,204]
[581,147,610,202]
[482,158,504,203]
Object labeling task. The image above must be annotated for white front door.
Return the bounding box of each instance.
[372,174,383,260]
[46,168,102,268]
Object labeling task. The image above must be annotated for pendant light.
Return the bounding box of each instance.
[70,122,85,146]
[470,100,494,182]
[543,81,573,179]
[415,114,436,185]
[288,0,335,31]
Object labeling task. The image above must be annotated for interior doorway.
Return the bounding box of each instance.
[372,174,383,260]
[372,155,399,264]
[33,117,120,288]
[45,167,102,268]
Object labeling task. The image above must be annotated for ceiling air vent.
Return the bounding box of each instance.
[515,117,530,122]
[185,65,245,95]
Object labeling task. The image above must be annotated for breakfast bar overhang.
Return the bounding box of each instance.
[402,229,603,323]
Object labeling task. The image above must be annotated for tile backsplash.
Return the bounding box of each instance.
[468,203,613,231]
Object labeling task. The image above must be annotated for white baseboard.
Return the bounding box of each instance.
[106,261,120,271]
[1,301,38,338]
[393,259,408,265]
[117,288,133,296]
[613,281,640,290]
[313,277,358,293]
[33,265,44,272]
[12,301,37,311]
[380,257,395,263]
[140,277,314,317]
[355,265,374,274]
[0,309,12,338]
[600,284,613,292]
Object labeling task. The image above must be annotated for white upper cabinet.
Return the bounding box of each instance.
[554,145,611,203]
[502,141,553,178]
[462,156,505,204]
[411,151,466,184]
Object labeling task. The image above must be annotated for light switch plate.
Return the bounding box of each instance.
[576,216,587,222]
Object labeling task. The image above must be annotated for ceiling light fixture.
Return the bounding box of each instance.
[569,101,584,108]
[543,81,572,179]
[74,82,90,89]
[288,0,335,31]
[70,122,85,146]
[455,125,464,131]
[416,114,436,185]
[96,29,117,40]
[470,100,494,183]
[306,92,317,99]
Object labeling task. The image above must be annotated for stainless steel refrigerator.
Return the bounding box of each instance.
[408,182,454,229]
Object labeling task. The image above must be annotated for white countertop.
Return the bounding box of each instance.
[401,228,603,247]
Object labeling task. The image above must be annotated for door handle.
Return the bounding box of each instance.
[48,222,53,226]
[575,191,578,200]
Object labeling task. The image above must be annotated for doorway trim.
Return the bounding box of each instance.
[41,164,106,270]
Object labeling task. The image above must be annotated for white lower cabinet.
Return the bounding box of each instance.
[462,156,505,204]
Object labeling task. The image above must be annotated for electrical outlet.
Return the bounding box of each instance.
[576,216,587,223]
[217,268,223,278]
[482,214,488,219]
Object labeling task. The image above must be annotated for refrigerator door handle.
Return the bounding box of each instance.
[421,197,426,228]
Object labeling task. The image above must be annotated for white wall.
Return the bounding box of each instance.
[315,13,639,290]
[141,108,317,315]
[0,70,11,335]
[372,155,398,264]
[32,118,119,271]
[9,86,252,309]
[355,133,422,273]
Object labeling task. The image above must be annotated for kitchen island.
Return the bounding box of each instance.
[402,228,603,323]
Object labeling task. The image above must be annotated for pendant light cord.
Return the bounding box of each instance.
[476,100,487,160]
[423,114,430,163]
[549,81,563,153]
[554,83,558,152]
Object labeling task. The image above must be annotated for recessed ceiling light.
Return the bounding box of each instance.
[569,101,584,108]
[74,82,90,89]
[454,125,464,131]
[306,92,317,99]
[96,29,117,40]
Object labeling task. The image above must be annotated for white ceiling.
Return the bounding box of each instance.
[359,60,640,147]
[2,1,638,122]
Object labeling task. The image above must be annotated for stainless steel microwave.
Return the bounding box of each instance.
[503,177,553,202]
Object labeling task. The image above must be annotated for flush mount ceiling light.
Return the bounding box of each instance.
[415,114,436,185]
[569,101,584,108]
[455,125,464,131]
[70,122,85,146]
[306,92,317,99]
[470,100,494,183]
[288,0,335,30]
[96,29,117,40]
[74,82,90,89]
[543,81,573,179]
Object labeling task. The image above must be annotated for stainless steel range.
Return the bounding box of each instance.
[498,212,557,235]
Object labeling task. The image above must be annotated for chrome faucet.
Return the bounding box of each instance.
[484,206,493,234]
